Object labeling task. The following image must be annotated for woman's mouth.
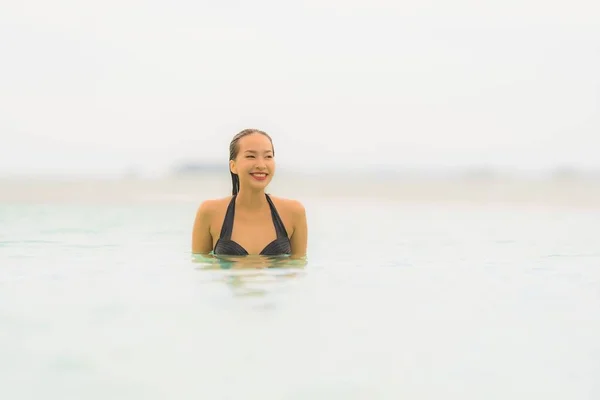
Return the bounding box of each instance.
[250,172,268,181]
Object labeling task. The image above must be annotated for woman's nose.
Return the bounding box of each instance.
[255,158,267,168]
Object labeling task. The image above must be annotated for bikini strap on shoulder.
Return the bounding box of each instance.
[265,194,289,239]
[218,195,237,239]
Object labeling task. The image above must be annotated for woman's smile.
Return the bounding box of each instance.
[250,172,268,181]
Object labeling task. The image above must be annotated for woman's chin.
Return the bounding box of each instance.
[243,178,270,191]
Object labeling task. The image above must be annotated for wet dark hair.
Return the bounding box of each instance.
[229,129,274,195]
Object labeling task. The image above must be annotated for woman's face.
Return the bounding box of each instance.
[230,133,275,192]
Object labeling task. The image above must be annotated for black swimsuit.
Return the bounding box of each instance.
[213,194,291,256]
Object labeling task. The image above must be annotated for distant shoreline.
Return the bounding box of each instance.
[1,173,599,209]
[169,164,600,181]
[1,165,599,183]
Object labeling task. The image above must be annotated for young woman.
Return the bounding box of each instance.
[191,129,307,259]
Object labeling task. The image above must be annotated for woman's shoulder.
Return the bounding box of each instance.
[196,196,233,216]
[268,194,306,216]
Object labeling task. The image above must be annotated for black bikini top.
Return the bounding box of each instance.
[213,194,291,256]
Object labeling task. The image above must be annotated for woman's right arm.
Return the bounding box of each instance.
[191,200,215,254]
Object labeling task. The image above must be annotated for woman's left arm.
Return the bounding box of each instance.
[289,200,308,259]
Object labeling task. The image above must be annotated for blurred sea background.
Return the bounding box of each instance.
[1,1,599,399]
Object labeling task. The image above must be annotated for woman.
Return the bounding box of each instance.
[191,129,308,259]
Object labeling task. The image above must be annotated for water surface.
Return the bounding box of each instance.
[1,195,599,399]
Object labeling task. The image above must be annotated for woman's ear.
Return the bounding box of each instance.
[229,159,237,175]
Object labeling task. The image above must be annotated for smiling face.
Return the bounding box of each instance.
[230,132,275,193]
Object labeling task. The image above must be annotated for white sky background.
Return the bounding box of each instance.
[0,0,599,176]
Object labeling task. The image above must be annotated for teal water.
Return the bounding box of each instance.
[1,197,599,399]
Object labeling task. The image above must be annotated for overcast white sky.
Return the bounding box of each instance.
[1,0,599,176]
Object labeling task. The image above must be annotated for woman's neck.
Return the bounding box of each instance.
[235,188,267,211]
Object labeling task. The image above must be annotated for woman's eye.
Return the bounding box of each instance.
[246,155,255,158]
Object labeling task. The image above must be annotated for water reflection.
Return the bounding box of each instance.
[191,253,307,298]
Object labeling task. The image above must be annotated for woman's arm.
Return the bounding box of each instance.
[289,200,308,259]
[191,200,215,254]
